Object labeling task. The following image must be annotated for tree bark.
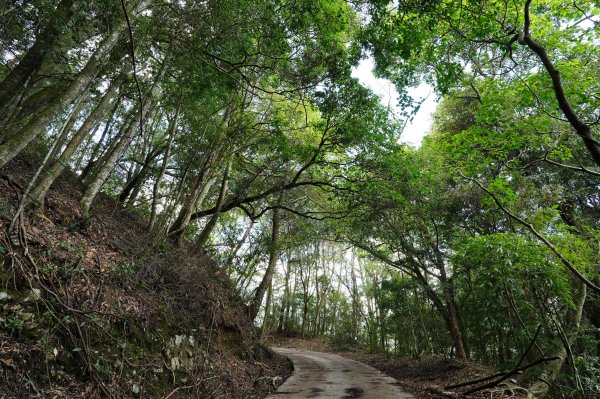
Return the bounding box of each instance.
[79,58,164,214]
[119,143,165,205]
[195,158,232,249]
[150,106,179,228]
[77,95,122,177]
[0,16,126,168]
[0,0,75,113]
[525,283,586,398]
[29,77,122,206]
[248,194,283,321]
[521,0,600,167]
[79,99,154,214]
[224,220,254,270]
[435,260,468,359]
[278,252,292,335]
[168,147,219,242]
[260,281,273,341]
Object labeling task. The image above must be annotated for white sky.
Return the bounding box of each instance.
[351,58,438,147]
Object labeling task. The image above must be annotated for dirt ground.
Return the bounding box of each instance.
[268,337,527,399]
[0,155,291,398]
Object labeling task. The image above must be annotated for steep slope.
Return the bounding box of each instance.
[0,154,291,398]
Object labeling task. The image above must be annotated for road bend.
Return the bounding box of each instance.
[268,348,415,399]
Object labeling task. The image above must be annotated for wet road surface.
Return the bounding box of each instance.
[268,348,415,399]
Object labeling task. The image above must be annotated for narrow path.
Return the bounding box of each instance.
[268,348,415,399]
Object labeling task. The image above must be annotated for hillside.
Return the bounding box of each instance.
[0,154,291,398]
[1,1,598,397]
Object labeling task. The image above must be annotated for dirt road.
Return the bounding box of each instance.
[268,348,415,398]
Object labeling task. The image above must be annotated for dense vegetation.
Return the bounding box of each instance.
[0,0,598,398]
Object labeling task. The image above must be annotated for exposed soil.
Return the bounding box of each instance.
[269,337,527,399]
[0,154,292,398]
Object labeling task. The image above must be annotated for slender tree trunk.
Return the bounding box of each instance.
[522,0,600,167]
[119,144,164,205]
[48,94,88,160]
[525,283,586,398]
[278,253,291,335]
[168,149,218,241]
[434,248,469,359]
[151,159,196,241]
[248,194,283,321]
[79,101,151,214]
[0,0,75,113]
[0,15,128,168]
[150,104,179,228]
[0,74,33,135]
[195,159,232,249]
[411,265,468,360]
[79,58,164,214]
[29,77,121,206]
[77,95,122,176]
[224,220,253,270]
[260,281,273,341]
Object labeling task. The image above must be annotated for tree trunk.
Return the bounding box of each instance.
[150,104,179,228]
[260,281,273,341]
[29,77,121,206]
[278,252,291,335]
[525,283,586,398]
[248,195,283,321]
[79,58,164,215]
[119,143,165,205]
[0,0,75,113]
[224,220,254,270]
[168,150,218,242]
[77,95,122,176]
[522,1,600,167]
[195,159,232,249]
[79,100,152,214]
[434,248,469,359]
[48,94,88,160]
[0,14,128,168]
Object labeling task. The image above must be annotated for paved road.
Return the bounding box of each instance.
[268,348,414,399]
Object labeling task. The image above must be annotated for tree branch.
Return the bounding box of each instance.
[462,172,600,294]
[120,0,144,137]
[521,0,600,166]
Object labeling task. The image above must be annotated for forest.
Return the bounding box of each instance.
[0,0,598,398]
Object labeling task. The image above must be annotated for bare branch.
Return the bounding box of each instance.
[120,0,144,137]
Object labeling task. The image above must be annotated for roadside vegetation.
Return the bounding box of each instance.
[0,0,598,398]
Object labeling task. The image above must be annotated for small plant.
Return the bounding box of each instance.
[0,197,14,219]
[59,241,79,252]
[117,261,138,277]
[5,315,24,334]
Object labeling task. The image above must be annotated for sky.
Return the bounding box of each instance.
[351,58,438,147]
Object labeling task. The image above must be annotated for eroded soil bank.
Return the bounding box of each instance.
[0,155,291,398]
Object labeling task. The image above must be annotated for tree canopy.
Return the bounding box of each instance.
[0,0,598,397]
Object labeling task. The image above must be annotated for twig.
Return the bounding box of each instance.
[460,172,600,294]
[164,376,218,399]
[540,156,600,177]
[503,285,544,356]
[120,0,144,136]
[462,356,559,395]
